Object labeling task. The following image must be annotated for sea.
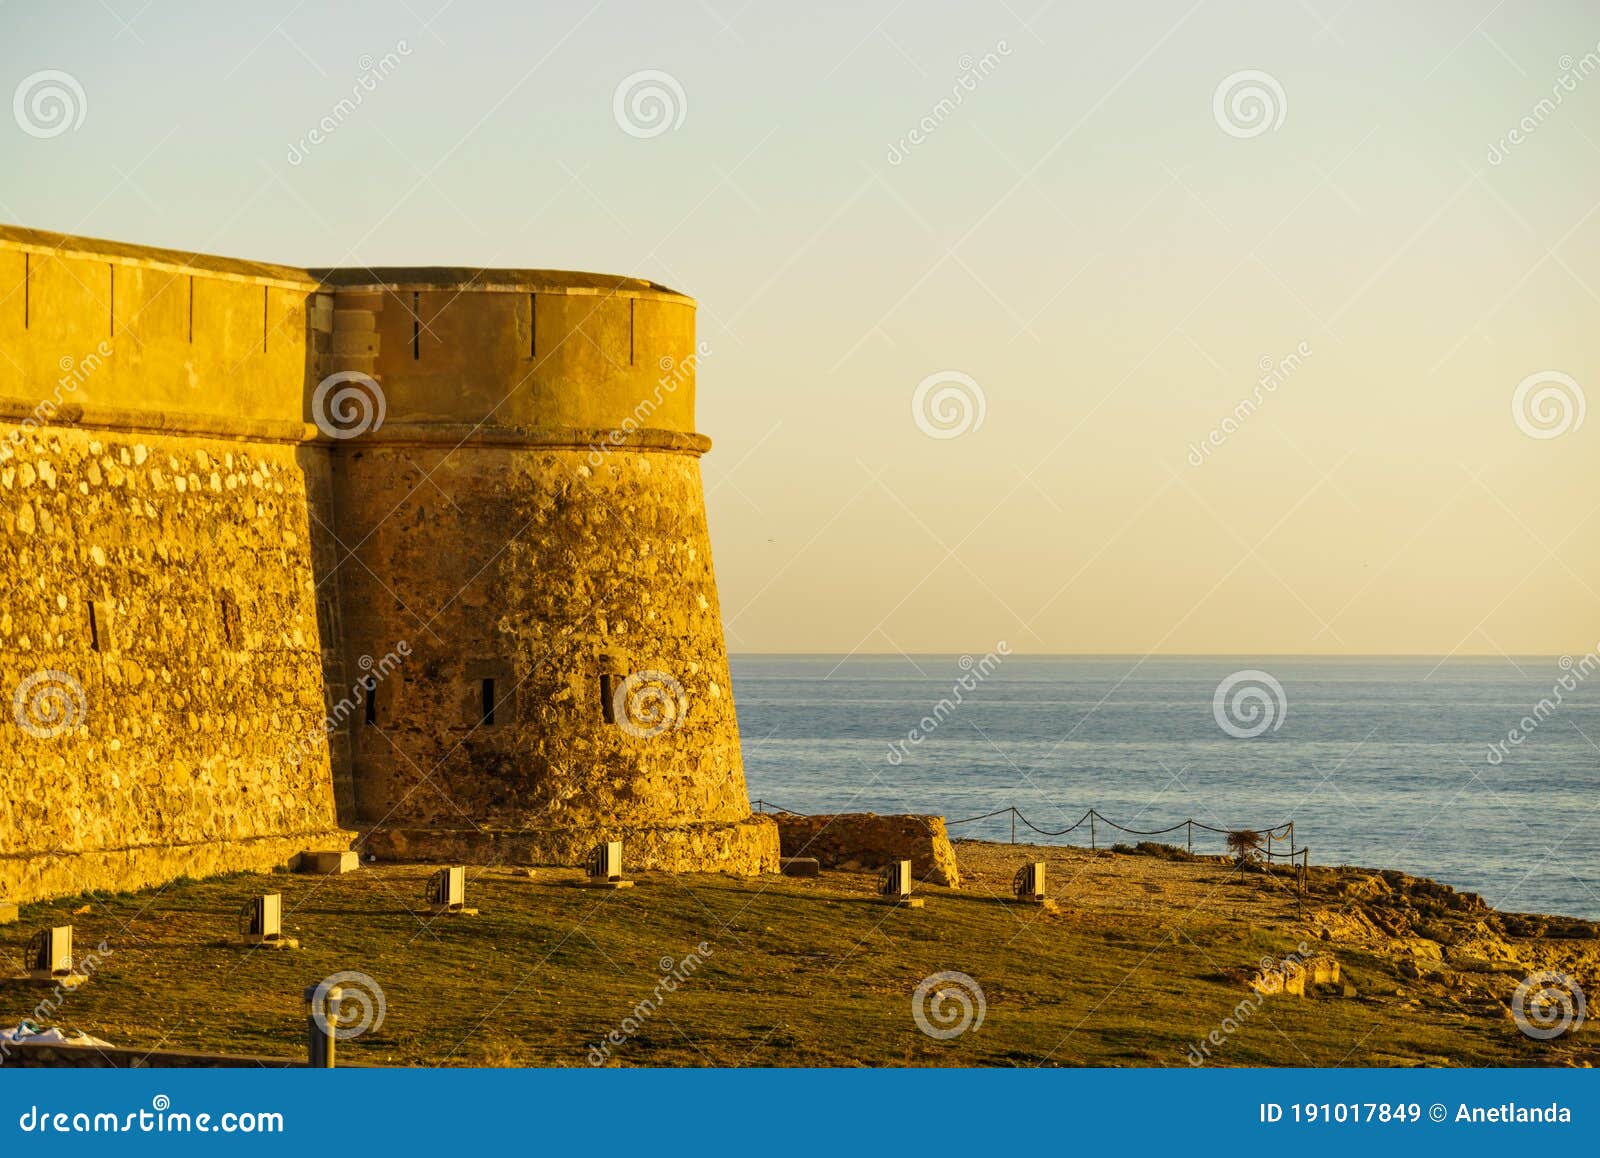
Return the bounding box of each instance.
[730,655,1600,920]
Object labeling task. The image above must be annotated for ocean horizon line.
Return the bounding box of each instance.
[728,651,1582,660]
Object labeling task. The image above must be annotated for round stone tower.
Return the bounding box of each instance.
[313,266,777,873]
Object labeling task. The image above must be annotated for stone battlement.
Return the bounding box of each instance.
[0,224,704,442]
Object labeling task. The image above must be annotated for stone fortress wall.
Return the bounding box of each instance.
[0,225,777,904]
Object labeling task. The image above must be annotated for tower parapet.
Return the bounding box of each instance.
[315,272,774,871]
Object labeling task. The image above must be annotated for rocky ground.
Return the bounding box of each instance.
[1,839,1594,1067]
[960,839,1598,1060]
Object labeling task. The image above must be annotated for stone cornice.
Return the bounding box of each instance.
[0,395,711,454]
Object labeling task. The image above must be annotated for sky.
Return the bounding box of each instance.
[2,0,1597,656]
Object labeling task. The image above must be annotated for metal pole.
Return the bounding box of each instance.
[1187,819,1192,854]
[305,983,340,1068]
[1090,812,1096,852]
[1010,807,1016,845]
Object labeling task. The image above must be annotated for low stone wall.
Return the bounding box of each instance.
[0,829,353,906]
[359,813,780,876]
[771,813,961,888]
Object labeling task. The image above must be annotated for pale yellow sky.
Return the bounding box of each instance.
[3,1,1596,654]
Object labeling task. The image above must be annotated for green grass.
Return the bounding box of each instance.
[0,850,1592,1068]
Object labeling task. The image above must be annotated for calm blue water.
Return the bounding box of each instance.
[731,655,1600,919]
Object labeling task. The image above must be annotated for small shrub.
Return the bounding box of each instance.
[1226,830,1263,863]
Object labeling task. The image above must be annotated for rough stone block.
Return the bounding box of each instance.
[360,816,780,876]
[1251,954,1342,998]
[297,849,359,875]
[772,813,962,888]
[780,857,820,878]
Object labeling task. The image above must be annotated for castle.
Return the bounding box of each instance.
[0,224,779,904]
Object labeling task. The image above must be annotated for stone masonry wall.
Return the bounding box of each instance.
[0,422,347,902]
[773,813,962,888]
[333,439,778,873]
[0,225,773,895]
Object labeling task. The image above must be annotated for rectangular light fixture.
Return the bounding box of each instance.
[1014,861,1047,902]
[578,841,634,889]
[881,859,912,898]
[237,893,299,948]
[877,859,924,906]
[28,925,72,976]
[25,925,85,985]
[426,866,476,914]
[590,841,623,882]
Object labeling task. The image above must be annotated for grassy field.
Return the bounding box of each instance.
[2,841,1595,1067]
